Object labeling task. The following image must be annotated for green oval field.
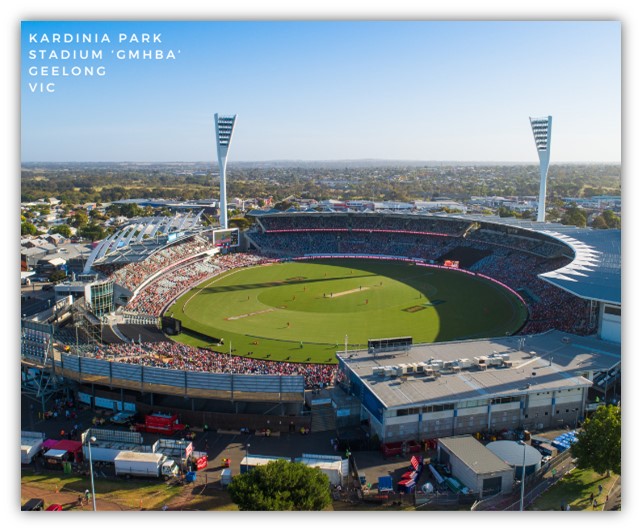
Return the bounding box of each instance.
[165,259,528,363]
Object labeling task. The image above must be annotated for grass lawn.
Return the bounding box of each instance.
[172,484,239,511]
[165,259,527,363]
[529,468,618,511]
[21,470,183,510]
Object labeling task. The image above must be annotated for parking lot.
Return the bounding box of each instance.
[22,392,430,495]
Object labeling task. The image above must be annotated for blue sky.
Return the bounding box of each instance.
[21,21,621,162]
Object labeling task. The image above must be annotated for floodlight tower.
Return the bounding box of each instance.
[529,115,552,222]
[214,113,237,229]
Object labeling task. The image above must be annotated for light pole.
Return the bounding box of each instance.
[87,436,97,511]
[518,440,526,511]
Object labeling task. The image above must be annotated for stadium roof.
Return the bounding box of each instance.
[443,214,621,306]
[248,210,621,306]
[339,330,620,411]
[84,211,213,272]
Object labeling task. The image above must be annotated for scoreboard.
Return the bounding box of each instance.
[213,228,239,248]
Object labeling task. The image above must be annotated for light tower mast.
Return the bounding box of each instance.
[529,115,552,222]
[214,113,237,229]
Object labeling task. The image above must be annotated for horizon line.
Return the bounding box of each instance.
[22,159,622,165]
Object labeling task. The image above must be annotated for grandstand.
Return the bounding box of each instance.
[21,209,620,435]
[246,211,620,340]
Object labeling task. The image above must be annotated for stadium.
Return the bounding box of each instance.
[21,115,621,443]
[21,208,621,438]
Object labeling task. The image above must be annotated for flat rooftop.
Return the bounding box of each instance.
[339,330,621,409]
[439,436,514,476]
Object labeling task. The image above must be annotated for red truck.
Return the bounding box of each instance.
[135,413,186,435]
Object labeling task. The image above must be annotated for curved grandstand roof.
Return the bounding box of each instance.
[249,210,621,306]
[445,214,621,306]
[84,211,211,272]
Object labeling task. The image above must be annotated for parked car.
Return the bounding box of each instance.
[21,498,45,511]
[110,411,136,425]
[45,504,63,511]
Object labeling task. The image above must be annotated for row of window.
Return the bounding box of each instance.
[394,391,583,417]
[396,403,457,416]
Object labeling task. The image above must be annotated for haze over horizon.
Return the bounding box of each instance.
[21,159,621,166]
[21,21,620,163]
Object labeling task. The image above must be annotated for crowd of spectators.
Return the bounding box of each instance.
[110,235,212,292]
[258,213,470,235]
[469,249,596,335]
[467,228,569,258]
[68,214,597,388]
[250,231,459,261]
[91,340,336,389]
[250,216,595,336]
[127,252,273,315]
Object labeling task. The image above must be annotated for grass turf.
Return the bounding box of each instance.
[165,259,527,363]
[528,468,618,511]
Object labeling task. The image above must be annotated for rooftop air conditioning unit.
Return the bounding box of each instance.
[416,362,428,373]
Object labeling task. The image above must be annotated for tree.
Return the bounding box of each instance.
[228,217,252,231]
[498,206,516,218]
[49,270,68,283]
[70,211,89,228]
[227,459,331,511]
[570,404,621,476]
[21,221,39,236]
[51,224,73,238]
[78,223,106,241]
[561,206,587,227]
[591,215,609,230]
[601,210,621,229]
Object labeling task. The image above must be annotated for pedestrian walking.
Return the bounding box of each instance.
[598,484,603,494]
[566,504,571,511]
[593,499,598,510]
